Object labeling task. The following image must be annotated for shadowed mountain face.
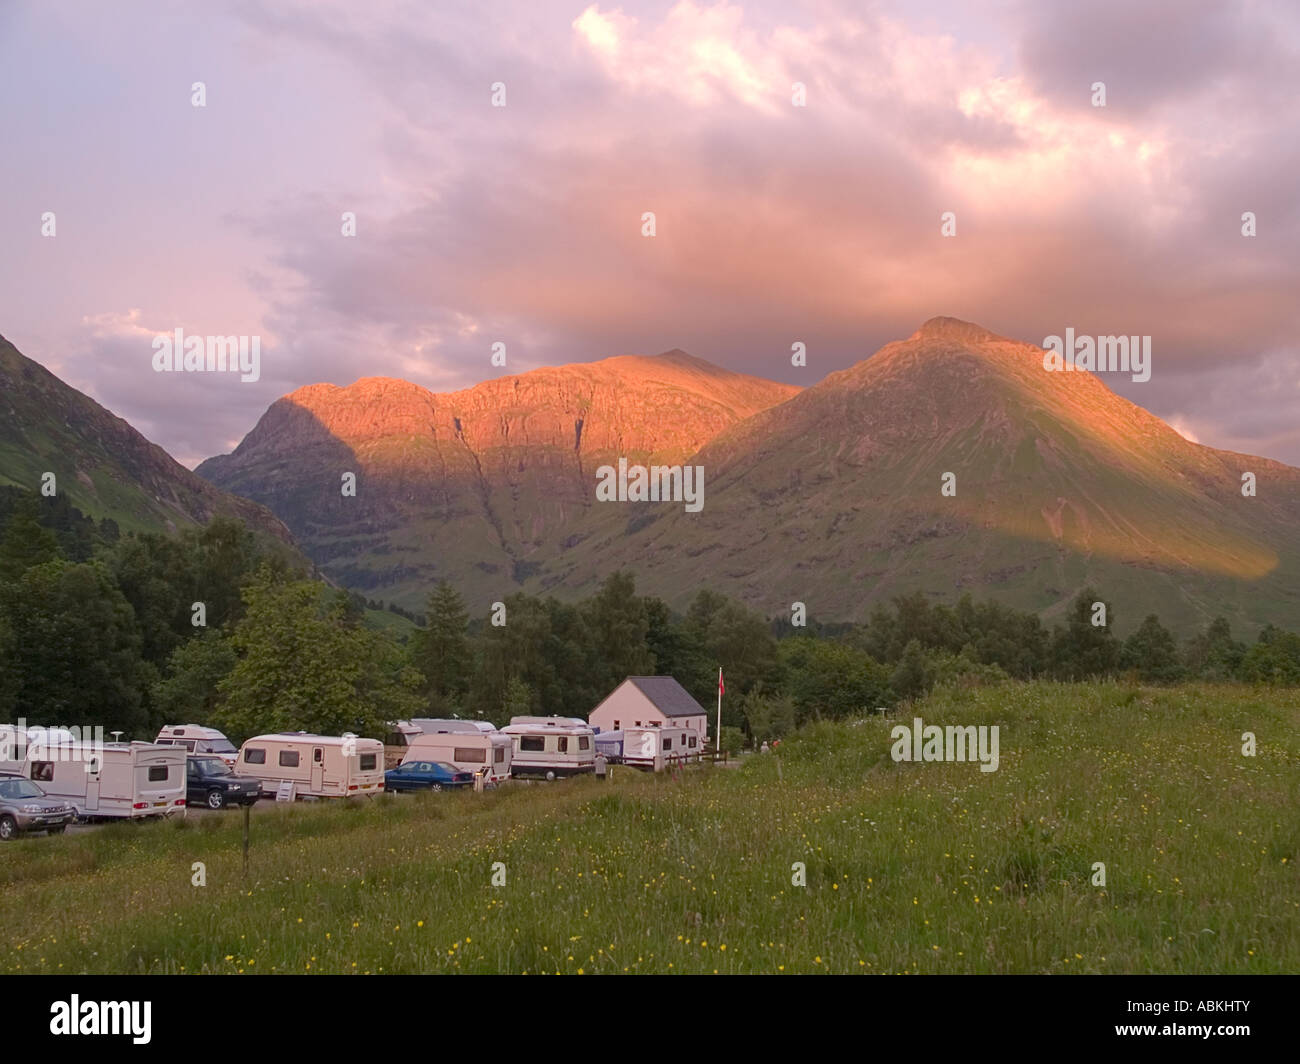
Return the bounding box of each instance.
[536,318,1300,634]
[0,333,297,544]
[197,320,1300,635]
[196,351,801,601]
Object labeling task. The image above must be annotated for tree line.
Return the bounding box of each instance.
[1,487,1297,750]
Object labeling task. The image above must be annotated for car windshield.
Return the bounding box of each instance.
[0,779,46,799]
[194,757,232,776]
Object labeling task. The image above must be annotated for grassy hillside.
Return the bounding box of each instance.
[3,682,1297,974]
[0,333,299,545]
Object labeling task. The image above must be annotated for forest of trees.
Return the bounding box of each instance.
[1,486,1298,749]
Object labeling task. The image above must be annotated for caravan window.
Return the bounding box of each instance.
[454,747,486,764]
[313,748,323,763]
[31,761,54,782]
[557,737,569,753]
[662,738,671,751]
[494,746,505,763]
[578,736,590,751]
[244,748,266,764]
[147,765,170,782]
[358,753,378,771]
[689,736,697,748]
[520,736,544,752]
[279,751,300,768]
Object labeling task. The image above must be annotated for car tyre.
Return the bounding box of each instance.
[430,783,443,792]
[0,815,16,841]
[206,789,226,810]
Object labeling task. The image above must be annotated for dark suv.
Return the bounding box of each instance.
[0,774,76,839]
[186,756,262,810]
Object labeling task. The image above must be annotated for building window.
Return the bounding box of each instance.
[279,750,300,768]
[244,748,266,765]
[147,765,169,782]
[613,721,620,729]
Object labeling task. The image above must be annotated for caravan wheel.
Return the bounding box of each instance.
[545,770,556,782]
[0,815,16,841]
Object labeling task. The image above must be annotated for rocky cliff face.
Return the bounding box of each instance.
[196,351,801,603]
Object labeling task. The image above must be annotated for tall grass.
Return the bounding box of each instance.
[2,682,1296,973]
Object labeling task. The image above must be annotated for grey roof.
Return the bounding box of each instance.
[625,676,708,719]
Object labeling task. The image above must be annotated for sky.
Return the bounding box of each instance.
[1,0,1297,468]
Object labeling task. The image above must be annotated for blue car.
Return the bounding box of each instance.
[384,761,475,793]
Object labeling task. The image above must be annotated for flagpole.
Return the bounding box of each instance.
[716,667,723,760]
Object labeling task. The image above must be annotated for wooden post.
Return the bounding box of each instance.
[242,803,250,877]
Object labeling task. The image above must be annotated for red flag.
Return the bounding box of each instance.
[718,669,725,695]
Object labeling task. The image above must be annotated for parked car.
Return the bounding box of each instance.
[186,756,262,810]
[384,761,474,793]
[0,773,77,839]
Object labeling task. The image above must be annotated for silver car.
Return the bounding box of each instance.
[0,775,76,839]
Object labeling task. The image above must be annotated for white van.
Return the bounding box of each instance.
[403,721,512,784]
[501,716,596,780]
[236,733,385,799]
[155,724,239,767]
[18,741,187,819]
[623,725,700,771]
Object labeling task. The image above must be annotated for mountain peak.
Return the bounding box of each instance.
[910,316,1002,344]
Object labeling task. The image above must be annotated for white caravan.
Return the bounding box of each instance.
[154,724,239,767]
[236,733,385,798]
[382,721,424,770]
[501,716,596,780]
[403,720,513,783]
[16,741,187,819]
[622,725,700,771]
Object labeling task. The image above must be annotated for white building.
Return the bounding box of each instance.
[588,677,710,742]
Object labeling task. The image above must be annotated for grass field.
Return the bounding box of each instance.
[3,682,1297,974]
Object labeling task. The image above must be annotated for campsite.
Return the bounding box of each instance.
[1,682,1296,976]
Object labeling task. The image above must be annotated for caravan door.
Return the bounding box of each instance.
[84,756,101,812]
[311,747,324,792]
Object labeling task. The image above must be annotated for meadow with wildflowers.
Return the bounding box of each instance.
[2,682,1296,974]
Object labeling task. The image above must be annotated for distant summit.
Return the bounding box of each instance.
[909,316,1007,344]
